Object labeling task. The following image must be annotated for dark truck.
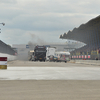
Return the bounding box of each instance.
[34,45,47,61]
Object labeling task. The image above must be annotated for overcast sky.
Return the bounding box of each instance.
[0,0,100,45]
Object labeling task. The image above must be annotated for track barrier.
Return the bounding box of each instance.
[0,57,7,69]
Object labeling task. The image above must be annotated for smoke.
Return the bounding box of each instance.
[17,33,49,61]
[28,33,48,49]
[16,33,50,61]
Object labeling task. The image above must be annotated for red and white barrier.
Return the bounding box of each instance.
[88,55,91,59]
[82,55,84,59]
[0,53,17,61]
[85,55,87,59]
[0,57,7,69]
[79,55,81,58]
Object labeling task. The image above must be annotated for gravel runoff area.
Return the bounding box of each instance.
[0,80,100,100]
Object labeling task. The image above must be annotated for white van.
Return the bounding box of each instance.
[54,51,70,63]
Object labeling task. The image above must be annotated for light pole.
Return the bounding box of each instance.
[0,23,5,26]
[0,23,5,33]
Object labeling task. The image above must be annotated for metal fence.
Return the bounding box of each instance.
[0,40,16,55]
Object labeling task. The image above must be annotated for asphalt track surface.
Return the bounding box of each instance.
[0,61,100,100]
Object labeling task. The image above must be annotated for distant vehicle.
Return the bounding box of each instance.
[34,45,47,61]
[28,50,34,61]
[54,51,70,63]
[46,47,56,61]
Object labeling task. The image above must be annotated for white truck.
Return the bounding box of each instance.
[46,47,56,61]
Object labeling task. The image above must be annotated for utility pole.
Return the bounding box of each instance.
[0,23,5,33]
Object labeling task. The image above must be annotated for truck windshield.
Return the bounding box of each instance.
[36,50,46,52]
[35,46,46,52]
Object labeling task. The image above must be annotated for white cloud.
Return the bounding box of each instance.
[0,0,17,4]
